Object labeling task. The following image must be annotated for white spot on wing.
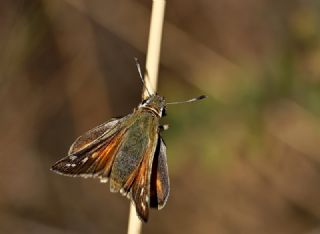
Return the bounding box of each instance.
[120,188,127,196]
[69,155,77,161]
[100,178,108,183]
[82,157,89,164]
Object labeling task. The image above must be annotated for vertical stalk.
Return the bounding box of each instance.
[127,0,166,234]
[128,204,142,234]
[143,0,166,98]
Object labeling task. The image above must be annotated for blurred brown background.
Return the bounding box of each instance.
[1,0,320,233]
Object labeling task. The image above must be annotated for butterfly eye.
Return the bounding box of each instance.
[162,108,167,117]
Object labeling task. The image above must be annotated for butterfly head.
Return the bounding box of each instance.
[139,94,166,117]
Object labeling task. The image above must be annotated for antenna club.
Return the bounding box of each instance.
[166,94,207,105]
[197,95,207,100]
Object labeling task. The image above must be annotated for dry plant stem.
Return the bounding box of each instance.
[128,203,142,234]
[128,0,166,234]
[143,0,166,98]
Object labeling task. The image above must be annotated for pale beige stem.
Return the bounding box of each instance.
[128,0,166,234]
[128,203,142,234]
[143,0,166,98]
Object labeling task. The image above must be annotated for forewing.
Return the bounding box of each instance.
[68,117,127,155]
[131,158,150,222]
[150,137,170,209]
[51,116,128,180]
[129,131,159,222]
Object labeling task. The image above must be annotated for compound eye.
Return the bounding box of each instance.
[162,108,167,117]
[141,99,148,105]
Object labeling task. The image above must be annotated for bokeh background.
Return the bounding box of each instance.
[1,0,320,233]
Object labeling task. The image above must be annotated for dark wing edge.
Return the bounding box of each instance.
[150,136,170,210]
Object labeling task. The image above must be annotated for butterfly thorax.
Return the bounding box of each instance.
[139,95,166,118]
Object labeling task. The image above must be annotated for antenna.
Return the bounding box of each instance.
[134,57,152,97]
[167,95,207,105]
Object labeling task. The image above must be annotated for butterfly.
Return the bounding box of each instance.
[51,60,206,222]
